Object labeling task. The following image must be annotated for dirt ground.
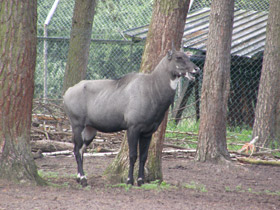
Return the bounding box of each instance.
[0,151,280,210]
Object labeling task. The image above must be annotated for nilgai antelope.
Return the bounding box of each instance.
[63,46,199,187]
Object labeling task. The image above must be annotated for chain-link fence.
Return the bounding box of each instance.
[191,0,269,12]
[35,0,271,152]
[35,38,144,99]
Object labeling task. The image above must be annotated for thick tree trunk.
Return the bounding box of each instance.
[0,0,44,184]
[63,0,97,93]
[252,0,280,148]
[195,0,235,163]
[104,0,190,183]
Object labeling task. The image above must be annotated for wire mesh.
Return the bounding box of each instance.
[35,39,144,99]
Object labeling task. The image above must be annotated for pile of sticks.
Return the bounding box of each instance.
[31,99,124,156]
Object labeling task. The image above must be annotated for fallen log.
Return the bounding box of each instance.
[96,146,115,153]
[41,150,118,157]
[42,150,73,157]
[30,140,73,152]
[237,157,280,166]
[41,149,196,158]
[163,143,188,150]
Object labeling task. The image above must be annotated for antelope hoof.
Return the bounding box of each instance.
[137,178,144,186]
[80,178,88,187]
[126,178,134,185]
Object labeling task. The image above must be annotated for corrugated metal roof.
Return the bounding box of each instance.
[123,8,268,58]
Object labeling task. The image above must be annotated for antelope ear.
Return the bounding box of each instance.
[167,50,173,60]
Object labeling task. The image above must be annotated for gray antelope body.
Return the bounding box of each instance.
[64,47,199,186]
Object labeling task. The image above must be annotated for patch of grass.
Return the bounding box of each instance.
[38,170,60,179]
[225,185,280,197]
[110,180,175,191]
[166,119,199,149]
[166,119,199,136]
[236,184,243,191]
[227,128,252,151]
[184,181,207,193]
[111,183,132,191]
[140,180,174,191]
[224,184,245,193]
[48,181,70,188]
[38,170,74,189]
[264,190,280,196]
[225,186,231,192]
[166,119,257,152]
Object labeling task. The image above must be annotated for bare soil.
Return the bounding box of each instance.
[0,152,280,210]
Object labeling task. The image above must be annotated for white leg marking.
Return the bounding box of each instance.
[79,144,86,160]
[80,175,87,180]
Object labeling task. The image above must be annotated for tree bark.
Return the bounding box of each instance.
[104,0,191,183]
[195,0,235,163]
[63,0,97,94]
[252,0,280,147]
[0,0,44,184]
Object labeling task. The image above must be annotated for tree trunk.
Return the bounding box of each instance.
[195,0,235,163]
[0,0,44,184]
[63,0,97,94]
[104,0,191,183]
[252,0,280,148]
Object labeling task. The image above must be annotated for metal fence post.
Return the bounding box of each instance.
[43,0,60,100]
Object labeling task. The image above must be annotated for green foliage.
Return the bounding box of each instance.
[36,0,150,99]
[165,118,257,152]
[35,40,144,99]
[165,119,199,149]
[87,41,144,80]
[35,39,68,98]
[166,119,199,137]
[37,0,153,39]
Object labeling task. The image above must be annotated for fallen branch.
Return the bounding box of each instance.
[31,140,73,152]
[165,137,197,145]
[165,130,197,136]
[40,148,197,158]
[163,143,188,150]
[230,149,280,158]
[163,148,196,154]
[42,150,118,157]
[42,150,73,157]
[237,157,280,166]
[96,146,116,153]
